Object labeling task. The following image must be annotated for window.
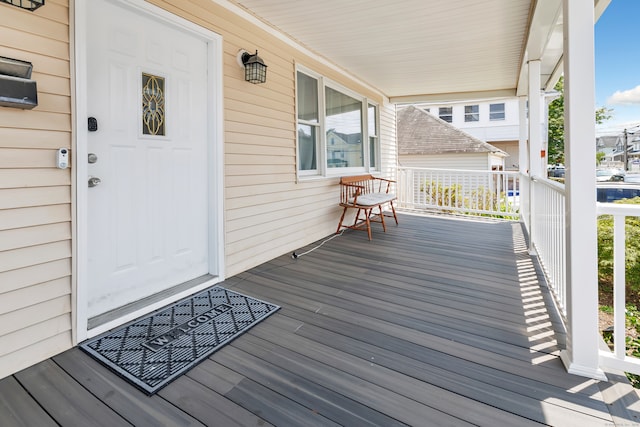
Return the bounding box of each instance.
[142,73,166,136]
[490,103,505,121]
[464,105,479,122]
[368,104,378,170]
[439,107,453,123]
[296,72,319,171]
[296,68,379,177]
[326,87,363,168]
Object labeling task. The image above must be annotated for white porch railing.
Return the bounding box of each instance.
[396,168,640,376]
[530,176,567,315]
[512,177,640,376]
[597,203,640,374]
[396,167,520,219]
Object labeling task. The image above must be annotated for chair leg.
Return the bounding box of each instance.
[365,208,372,240]
[389,201,399,225]
[336,206,348,234]
[378,204,387,232]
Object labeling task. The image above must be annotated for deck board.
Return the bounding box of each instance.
[2,213,639,426]
[53,349,205,427]
[13,359,130,427]
[0,376,57,427]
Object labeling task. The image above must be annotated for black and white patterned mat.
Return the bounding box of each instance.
[80,286,279,394]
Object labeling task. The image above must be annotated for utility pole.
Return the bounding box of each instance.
[624,128,628,171]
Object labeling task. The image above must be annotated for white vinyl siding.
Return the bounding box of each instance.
[399,153,493,170]
[0,0,73,379]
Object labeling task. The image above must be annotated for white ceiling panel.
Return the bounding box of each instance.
[231,0,535,100]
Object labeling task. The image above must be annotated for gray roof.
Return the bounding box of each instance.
[596,135,619,148]
[397,105,506,156]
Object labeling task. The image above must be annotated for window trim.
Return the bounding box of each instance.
[296,65,380,179]
[368,102,379,172]
[489,102,506,121]
[296,70,321,176]
[439,106,453,123]
[464,104,479,122]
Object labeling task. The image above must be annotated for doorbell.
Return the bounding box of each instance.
[57,148,69,169]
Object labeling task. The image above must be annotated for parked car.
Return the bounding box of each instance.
[547,164,565,178]
[596,168,625,182]
[596,183,640,203]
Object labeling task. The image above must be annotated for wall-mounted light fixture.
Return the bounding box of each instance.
[237,49,267,84]
[0,0,44,11]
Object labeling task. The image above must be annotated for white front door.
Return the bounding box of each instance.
[85,0,212,319]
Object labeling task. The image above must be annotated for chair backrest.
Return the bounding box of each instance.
[339,174,374,185]
[339,175,378,204]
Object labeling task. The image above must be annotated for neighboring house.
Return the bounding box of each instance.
[326,130,363,168]
[412,98,520,169]
[604,133,640,170]
[597,135,619,159]
[397,105,507,171]
[411,95,557,170]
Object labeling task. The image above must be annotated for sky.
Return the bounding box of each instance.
[595,0,640,136]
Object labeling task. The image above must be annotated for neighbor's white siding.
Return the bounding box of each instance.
[399,153,491,170]
[0,0,73,379]
[490,140,519,170]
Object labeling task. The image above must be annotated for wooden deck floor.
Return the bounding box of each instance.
[2,213,640,426]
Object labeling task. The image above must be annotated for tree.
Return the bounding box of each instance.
[547,76,613,165]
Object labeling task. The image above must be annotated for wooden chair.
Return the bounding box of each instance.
[337,174,398,240]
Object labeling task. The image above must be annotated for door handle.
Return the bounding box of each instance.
[88,176,101,187]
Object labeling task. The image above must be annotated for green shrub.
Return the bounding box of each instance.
[421,180,516,218]
[598,197,640,386]
[598,197,640,294]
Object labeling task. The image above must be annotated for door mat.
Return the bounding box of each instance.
[80,285,279,395]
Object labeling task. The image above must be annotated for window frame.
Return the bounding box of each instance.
[439,106,453,123]
[464,104,479,122]
[368,103,379,172]
[489,102,506,121]
[296,65,380,179]
[295,70,321,176]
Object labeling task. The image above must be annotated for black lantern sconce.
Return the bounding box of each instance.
[0,0,44,11]
[237,49,267,84]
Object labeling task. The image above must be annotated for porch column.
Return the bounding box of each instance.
[528,60,542,178]
[518,96,529,176]
[559,0,606,380]
[527,60,541,255]
[519,95,530,231]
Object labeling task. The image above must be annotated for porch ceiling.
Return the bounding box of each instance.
[229,0,566,102]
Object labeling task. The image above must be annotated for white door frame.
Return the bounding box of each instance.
[73,0,225,342]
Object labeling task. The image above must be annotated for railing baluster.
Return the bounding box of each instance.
[613,214,626,359]
[396,166,520,218]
